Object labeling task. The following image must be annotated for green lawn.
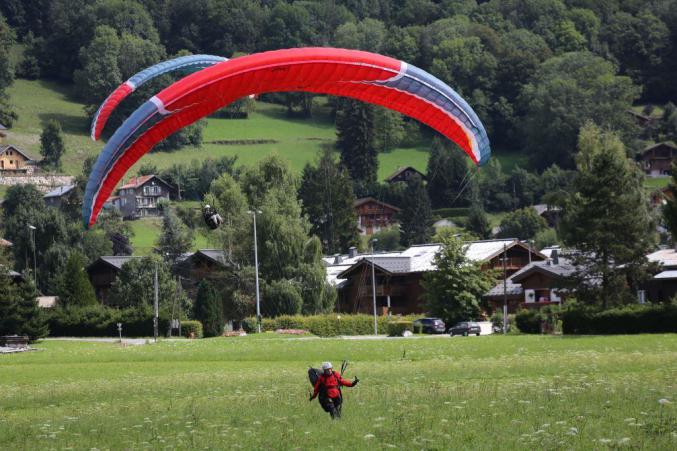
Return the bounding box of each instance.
[129,217,211,256]
[0,335,674,449]
[6,79,436,181]
[645,177,670,189]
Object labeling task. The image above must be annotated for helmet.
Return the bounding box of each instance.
[321,362,333,370]
[204,204,211,209]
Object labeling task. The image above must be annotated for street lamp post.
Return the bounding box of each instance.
[370,238,378,335]
[248,210,263,333]
[28,225,36,285]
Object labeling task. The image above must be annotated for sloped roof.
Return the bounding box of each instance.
[0,144,36,161]
[195,249,227,265]
[89,255,142,271]
[120,175,172,190]
[0,238,12,247]
[532,204,561,216]
[511,260,577,282]
[44,184,76,198]
[353,197,401,212]
[384,166,425,182]
[0,124,7,131]
[653,270,677,280]
[643,141,677,153]
[647,248,677,268]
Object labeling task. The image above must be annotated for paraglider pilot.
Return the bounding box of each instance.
[203,204,223,230]
[309,362,359,419]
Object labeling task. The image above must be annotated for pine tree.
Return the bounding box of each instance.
[40,119,66,169]
[561,123,654,308]
[194,280,223,337]
[57,251,98,308]
[15,277,48,340]
[298,148,359,254]
[426,138,470,208]
[400,174,433,246]
[466,202,491,239]
[336,99,377,186]
[0,272,20,335]
[157,206,193,264]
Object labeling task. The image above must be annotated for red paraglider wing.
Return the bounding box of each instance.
[85,48,489,227]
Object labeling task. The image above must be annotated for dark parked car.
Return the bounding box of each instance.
[412,318,446,334]
[449,321,481,336]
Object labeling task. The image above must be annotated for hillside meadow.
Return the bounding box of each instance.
[0,334,674,450]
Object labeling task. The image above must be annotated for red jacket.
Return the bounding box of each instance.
[313,370,354,399]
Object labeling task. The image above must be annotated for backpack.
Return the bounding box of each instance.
[308,368,342,403]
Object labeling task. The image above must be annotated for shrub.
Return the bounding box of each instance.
[387,321,413,336]
[515,309,542,334]
[562,304,677,334]
[181,320,204,338]
[242,314,419,336]
[45,306,170,337]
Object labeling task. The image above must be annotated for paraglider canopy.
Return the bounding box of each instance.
[83,48,491,228]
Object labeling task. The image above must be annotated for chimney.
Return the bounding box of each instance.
[333,254,343,265]
[552,249,559,265]
[348,246,357,259]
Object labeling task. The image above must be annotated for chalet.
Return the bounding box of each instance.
[384,166,426,184]
[532,204,561,228]
[627,109,657,129]
[44,184,77,209]
[650,186,673,208]
[87,255,142,303]
[646,248,677,302]
[326,239,545,315]
[639,142,677,177]
[484,249,574,313]
[353,197,401,235]
[174,249,230,299]
[114,175,173,219]
[0,144,36,174]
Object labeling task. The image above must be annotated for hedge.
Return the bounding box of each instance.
[181,320,204,338]
[46,306,171,337]
[387,321,413,337]
[562,304,677,335]
[515,309,542,334]
[242,314,419,337]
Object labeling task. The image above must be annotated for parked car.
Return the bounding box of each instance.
[449,321,481,336]
[412,317,446,334]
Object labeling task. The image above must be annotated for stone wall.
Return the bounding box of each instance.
[0,175,75,193]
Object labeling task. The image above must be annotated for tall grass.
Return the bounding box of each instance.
[0,335,674,449]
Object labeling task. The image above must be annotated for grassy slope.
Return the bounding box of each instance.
[0,335,675,449]
[129,217,210,255]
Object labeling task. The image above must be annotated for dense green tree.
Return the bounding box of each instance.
[39,120,66,169]
[15,277,48,340]
[371,226,403,251]
[662,162,677,244]
[602,11,671,99]
[336,99,378,187]
[108,256,184,309]
[422,235,494,325]
[426,139,470,208]
[497,207,547,240]
[400,175,433,246]
[560,123,654,307]
[57,251,98,308]
[520,51,640,169]
[298,148,359,254]
[206,172,250,264]
[334,18,387,52]
[0,273,20,335]
[0,12,17,126]
[466,202,491,239]
[73,25,122,106]
[506,166,538,209]
[373,107,406,152]
[194,280,223,337]
[478,160,510,211]
[156,207,194,264]
[265,279,303,317]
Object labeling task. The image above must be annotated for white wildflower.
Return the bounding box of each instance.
[658,398,672,405]
[364,434,375,439]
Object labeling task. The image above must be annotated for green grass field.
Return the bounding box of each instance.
[0,335,674,449]
[129,217,210,255]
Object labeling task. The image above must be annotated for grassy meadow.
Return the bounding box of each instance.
[0,334,675,450]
